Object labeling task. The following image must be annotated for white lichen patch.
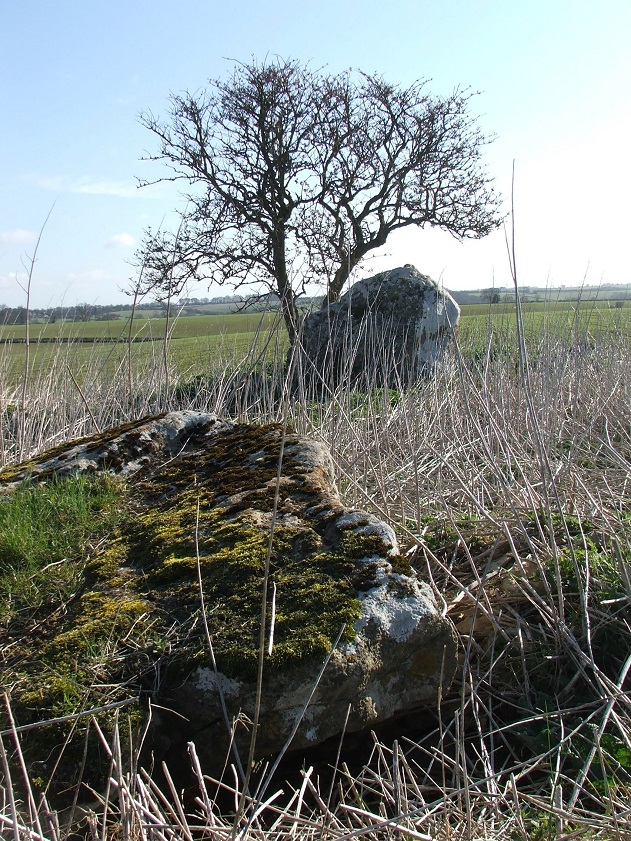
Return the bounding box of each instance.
[247,448,268,465]
[356,554,392,579]
[244,508,303,530]
[284,440,336,474]
[354,578,434,643]
[195,667,242,698]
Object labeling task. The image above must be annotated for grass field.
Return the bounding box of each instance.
[0,311,283,388]
[1,301,630,391]
[0,310,279,342]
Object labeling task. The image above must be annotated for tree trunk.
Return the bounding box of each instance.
[280,288,298,345]
[322,228,389,308]
[272,228,298,345]
[324,255,361,307]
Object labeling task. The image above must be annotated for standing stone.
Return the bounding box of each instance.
[299,265,460,386]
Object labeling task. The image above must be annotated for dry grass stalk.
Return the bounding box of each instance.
[1,286,631,839]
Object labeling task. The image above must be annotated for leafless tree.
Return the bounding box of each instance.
[481,289,502,304]
[138,58,502,344]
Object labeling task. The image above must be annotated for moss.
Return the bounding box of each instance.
[45,593,152,659]
[87,536,135,586]
[2,421,378,705]
[78,422,378,679]
[126,505,364,680]
[1,419,399,799]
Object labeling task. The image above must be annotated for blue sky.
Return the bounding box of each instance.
[1,0,629,308]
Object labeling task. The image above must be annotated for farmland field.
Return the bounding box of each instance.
[458,299,631,354]
[1,300,629,390]
[0,311,284,387]
[0,310,280,342]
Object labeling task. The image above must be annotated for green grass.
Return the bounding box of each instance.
[2,300,629,392]
[0,312,285,388]
[3,300,628,349]
[458,299,631,352]
[0,474,143,795]
[458,298,631,316]
[0,311,280,342]
[0,474,125,627]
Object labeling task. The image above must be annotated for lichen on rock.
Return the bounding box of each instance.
[300,264,460,387]
[0,410,457,790]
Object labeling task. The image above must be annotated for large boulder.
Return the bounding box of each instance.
[299,265,460,386]
[0,411,457,786]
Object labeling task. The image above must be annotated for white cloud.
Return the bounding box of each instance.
[105,233,135,249]
[0,228,37,245]
[71,178,139,197]
[28,173,140,198]
[66,269,113,284]
[27,174,66,191]
[0,271,25,292]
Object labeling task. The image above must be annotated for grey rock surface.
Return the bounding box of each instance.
[157,526,455,766]
[1,411,457,777]
[299,265,460,386]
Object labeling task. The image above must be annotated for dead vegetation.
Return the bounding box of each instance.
[1,289,631,839]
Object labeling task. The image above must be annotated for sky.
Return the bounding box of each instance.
[1,0,630,309]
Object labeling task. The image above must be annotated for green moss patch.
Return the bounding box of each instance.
[1,420,398,798]
[106,422,370,679]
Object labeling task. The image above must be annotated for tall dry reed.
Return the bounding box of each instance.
[1,293,630,840]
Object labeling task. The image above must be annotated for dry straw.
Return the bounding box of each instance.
[1,215,630,838]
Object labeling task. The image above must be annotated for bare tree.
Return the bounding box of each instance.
[75,303,93,322]
[310,72,502,306]
[138,58,502,344]
[481,289,501,304]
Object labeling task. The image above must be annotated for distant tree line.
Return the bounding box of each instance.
[0,303,121,325]
[0,294,270,325]
[0,285,627,327]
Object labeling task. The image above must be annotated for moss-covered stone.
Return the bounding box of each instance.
[1,411,456,799]
[0,414,168,485]
[0,415,379,791]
